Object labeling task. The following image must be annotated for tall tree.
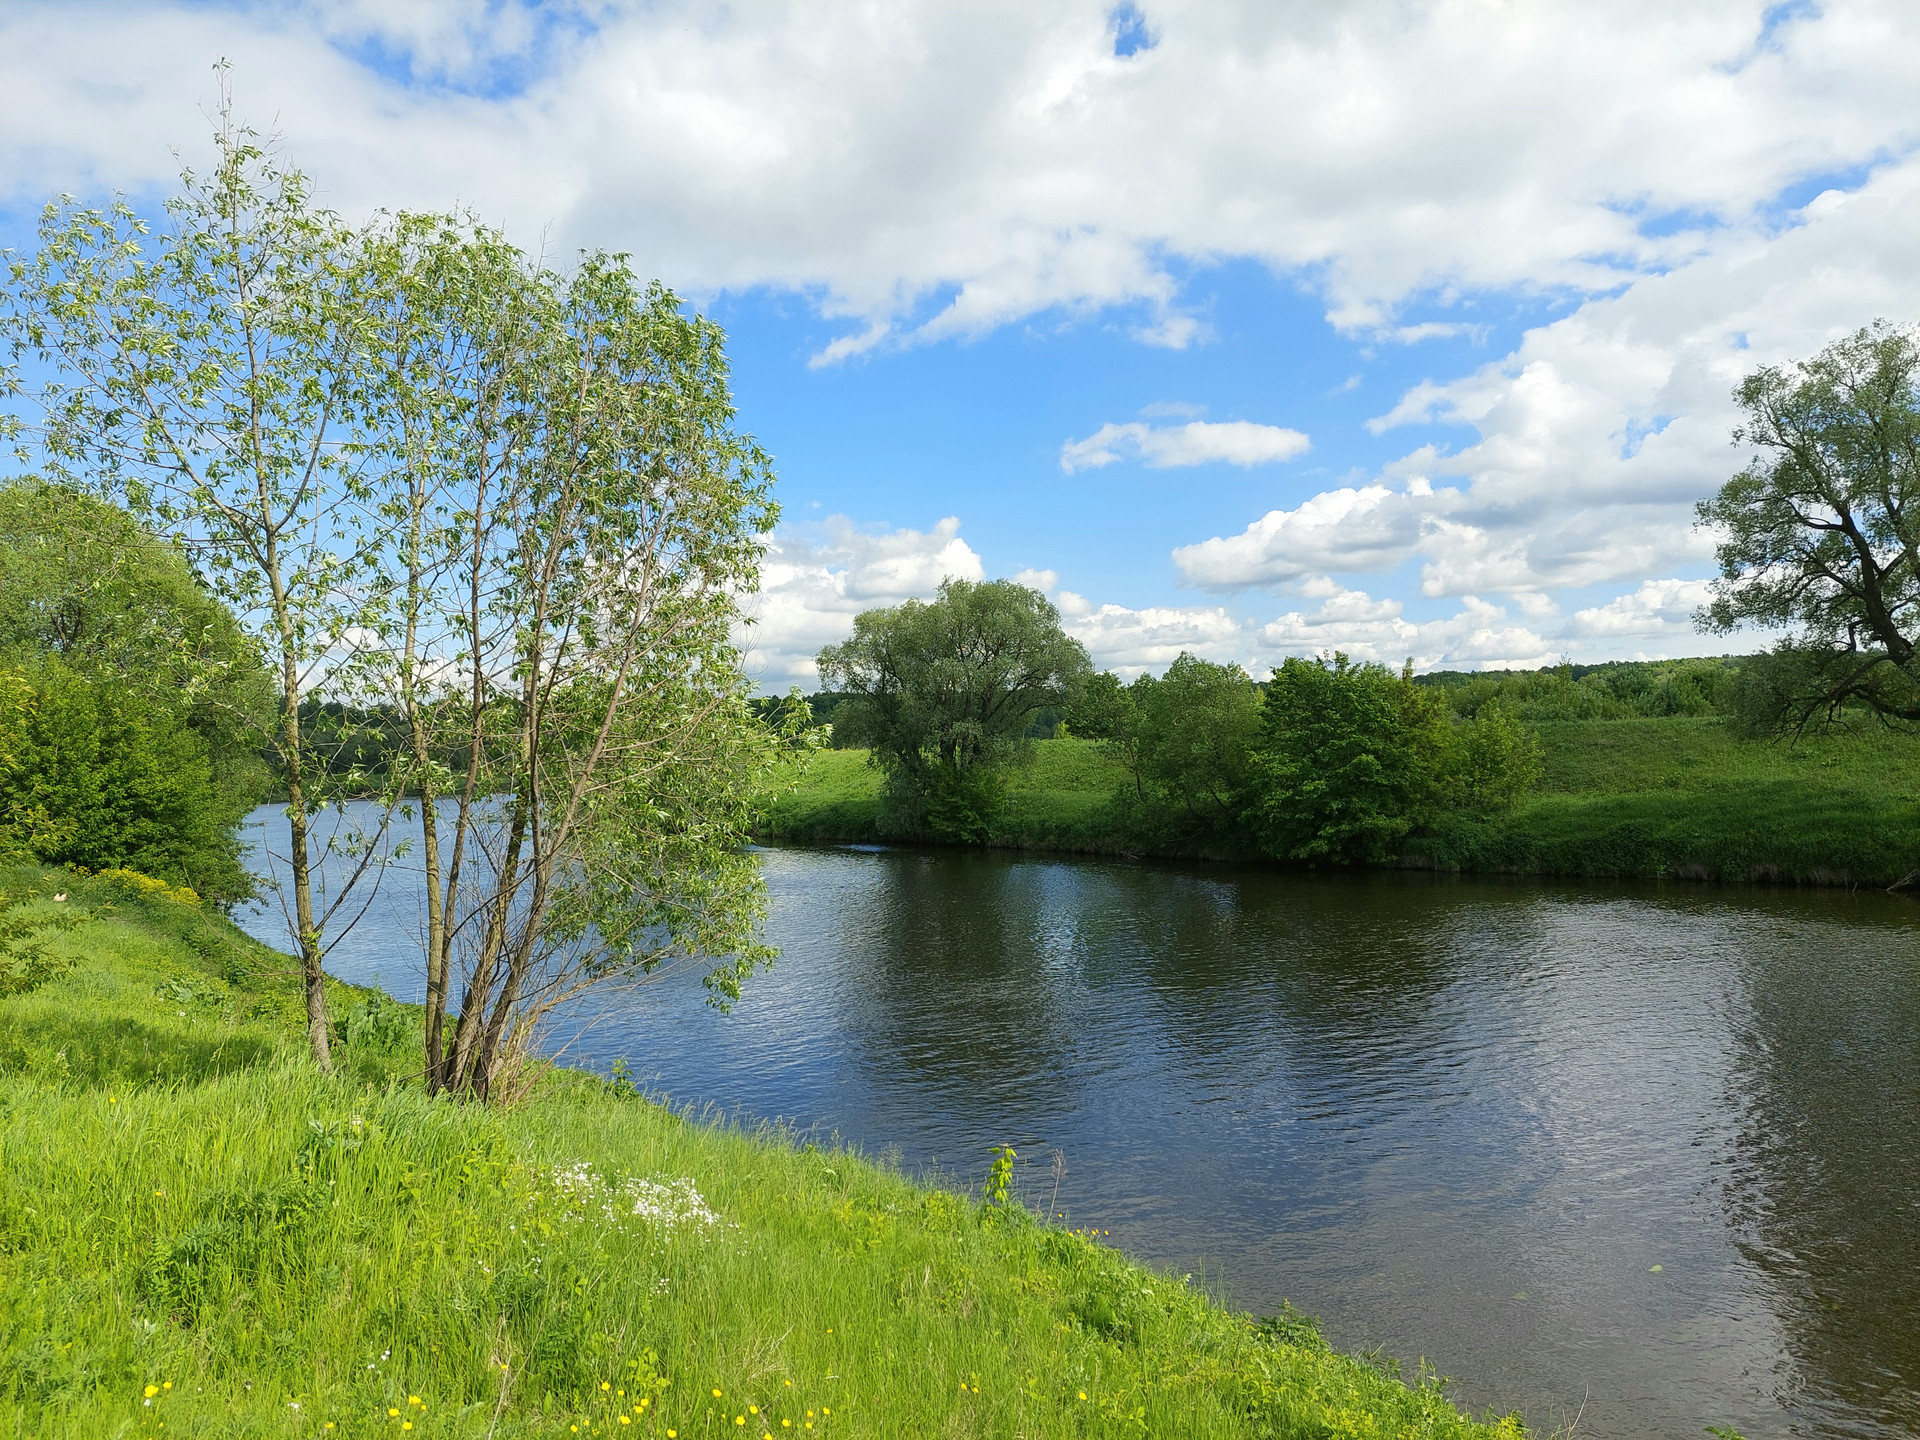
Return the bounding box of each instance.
[1698,320,1920,728]
[349,218,788,1099]
[2,99,388,1070]
[817,579,1091,841]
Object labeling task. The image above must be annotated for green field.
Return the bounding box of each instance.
[758,723,1920,884]
[756,741,1132,852]
[0,869,1518,1439]
[1413,718,1920,884]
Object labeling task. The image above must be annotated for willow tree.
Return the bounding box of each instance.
[818,579,1090,841]
[1,101,388,1071]
[1699,321,1920,730]
[353,219,789,1099]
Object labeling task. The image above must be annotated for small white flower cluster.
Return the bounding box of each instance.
[623,1176,722,1234]
[538,1163,724,1239]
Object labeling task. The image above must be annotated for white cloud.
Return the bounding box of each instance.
[4,2,1915,356]
[1063,601,1253,677]
[8,2,1920,671]
[1256,590,1558,671]
[1060,419,1310,473]
[737,516,983,686]
[1170,483,1434,590]
[1178,147,1920,604]
[1060,585,1563,677]
[1563,578,1716,638]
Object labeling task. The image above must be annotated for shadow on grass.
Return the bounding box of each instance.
[0,1011,276,1087]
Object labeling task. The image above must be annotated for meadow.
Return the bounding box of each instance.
[758,721,1920,885]
[0,867,1519,1439]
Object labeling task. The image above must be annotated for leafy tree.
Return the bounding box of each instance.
[0,658,250,902]
[1442,703,1544,814]
[1132,655,1262,835]
[0,479,274,837]
[1071,655,1261,848]
[1253,654,1448,864]
[344,216,789,1100]
[4,99,401,1071]
[1066,671,1142,779]
[817,579,1091,842]
[1698,320,1920,729]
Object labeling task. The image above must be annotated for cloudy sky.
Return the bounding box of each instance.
[4,1,1918,688]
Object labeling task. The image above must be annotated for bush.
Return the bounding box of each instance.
[1445,704,1545,813]
[0,660,252,904]
[1253,655,1450,864]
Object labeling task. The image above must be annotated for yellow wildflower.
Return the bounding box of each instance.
[144,1386,158,1398]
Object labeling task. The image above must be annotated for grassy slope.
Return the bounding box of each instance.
[0,870,1517,1439]
[1411,718,1920,884]
[755,742,1132,851]
[759,726,1920,883]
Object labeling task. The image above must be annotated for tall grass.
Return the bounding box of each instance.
[0,870,1521,1438]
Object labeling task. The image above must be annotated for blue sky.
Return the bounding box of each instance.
[3,1,1919,688]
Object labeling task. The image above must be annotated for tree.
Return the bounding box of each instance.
[817,579,1091,841]
[1253,654,1448,864]
[1130,654,1262,840]
[1698,321,1920,729]
[1071,655,1262,848]
[0,658,250,901]
[0,479,274,846]
[3,100,391,1071]
[347,217,787,1100]
[1442,702,1544,814]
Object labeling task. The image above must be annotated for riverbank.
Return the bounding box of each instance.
[756,721,1920,884]
[0,868,1517,1438]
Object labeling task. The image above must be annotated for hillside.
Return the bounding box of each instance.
[0,867,1517,1438]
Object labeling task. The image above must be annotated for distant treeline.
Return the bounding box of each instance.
[759,633,1798,865]
[784,656,1751,742]
[1414,656,1743,721]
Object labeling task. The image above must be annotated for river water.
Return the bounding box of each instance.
[236,813,1920,1440]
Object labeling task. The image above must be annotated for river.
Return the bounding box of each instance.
[235,810,1920,1439]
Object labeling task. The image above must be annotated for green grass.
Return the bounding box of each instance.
[760,725,1920,884]
[1411,718,1920,884]
[0,870,1521,1439]
[756,741,1134,852]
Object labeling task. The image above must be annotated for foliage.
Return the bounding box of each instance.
[0,892,1520,1439]
[0,479,274,804]
[1698,321,1920,730]
[0,879,79,998]
[1443,704,1546,814]
[2,94,393,1071]
[343,215,788,1099]
[1422,657,1739,721]
[1253,654,1451,864]
[0,659,253,903]
[1068,656,1263,851]
[1129,654,1263,845]
[818,579,1091,842]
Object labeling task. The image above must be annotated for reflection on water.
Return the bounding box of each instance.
[236,813,1920,1440]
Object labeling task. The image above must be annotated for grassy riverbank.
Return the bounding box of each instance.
[0,869,1519,1439]
[758,722,1920,884]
